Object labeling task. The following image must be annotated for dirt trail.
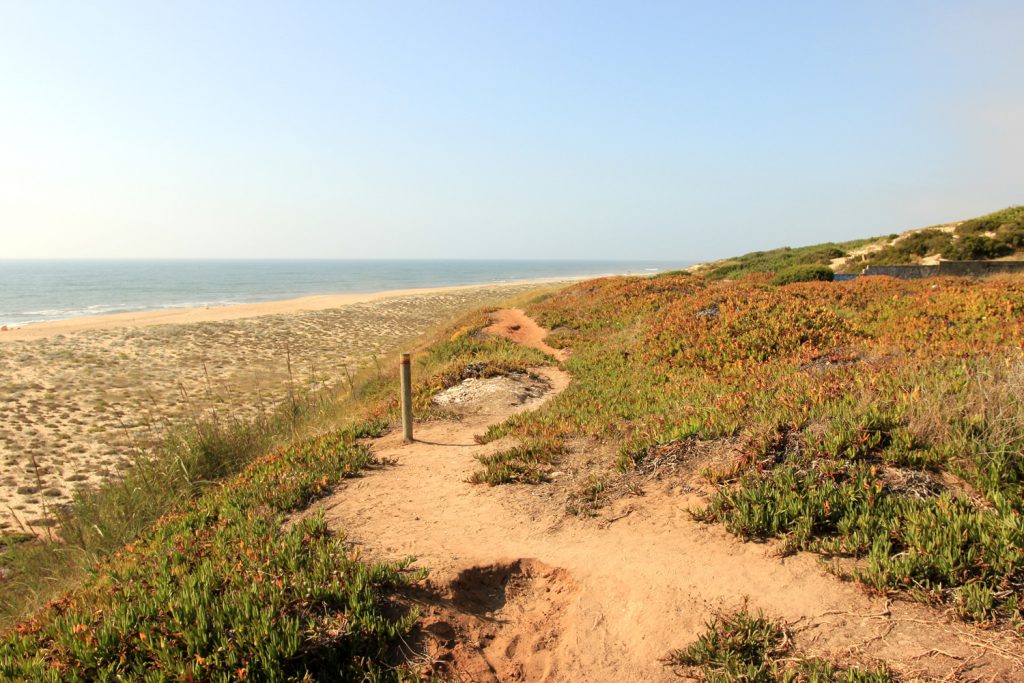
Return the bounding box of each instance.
[484,308,569,362]
[306,310,1022,682]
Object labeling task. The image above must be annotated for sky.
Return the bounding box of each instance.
[0,1,1021,260]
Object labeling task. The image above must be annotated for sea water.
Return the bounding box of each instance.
[0,259,689,328]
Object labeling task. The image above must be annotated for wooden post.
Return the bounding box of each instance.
[400,352,413,442]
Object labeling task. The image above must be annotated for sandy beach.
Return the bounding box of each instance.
[0,279,581,343]
[0,280,565,533]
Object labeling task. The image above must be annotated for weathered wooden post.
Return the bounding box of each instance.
[400,352,413,442]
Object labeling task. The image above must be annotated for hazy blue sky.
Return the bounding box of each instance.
[1,1,1021,260]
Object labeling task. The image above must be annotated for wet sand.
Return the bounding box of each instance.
[0,281,563,532]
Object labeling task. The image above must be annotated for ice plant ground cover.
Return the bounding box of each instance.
[0,423,427,681]
[669,608,894,682]
[0,307,553,680]
[478,273,1024,626]
[2,274,1023,678]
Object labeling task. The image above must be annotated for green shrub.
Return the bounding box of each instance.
[956,206,1024,236]
[1002,228,1024,249]
[770,264,834,285]
[703,240,873,280]
[858,207,1024,267]
[945,235,1013,260]
[898,229,954,258]
[709,207,1023,277]
[863,229,954,267]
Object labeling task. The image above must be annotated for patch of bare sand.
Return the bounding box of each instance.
[831,224,962,272]
[304,310,1023,682]
[830,239,891,272]
[433,373,552,413]
[0,284,558,533]
[484,308,569,362]
[404,558,578,682]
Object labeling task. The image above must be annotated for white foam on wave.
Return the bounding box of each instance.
[155,299,245,310]
[26,303,134,316]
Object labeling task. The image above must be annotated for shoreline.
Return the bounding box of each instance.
[0,276,586,343]
[0,279,568,529]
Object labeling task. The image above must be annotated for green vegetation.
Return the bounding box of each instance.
[1,383,347,626]
[471,438,568,484]
[670,609,894,682]
[696,207,1024,276]
[469,273,1024,627]
[770,264,834,286]
[946,234,1014,260]
[700,239,875,279]
[956,205,1024,238]
[1,425,422,681]
[860,228,953,266]
[859,206,1024,268]
[0,297,555,677]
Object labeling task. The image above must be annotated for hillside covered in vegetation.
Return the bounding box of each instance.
[695,206,1024,278]
[3,255,1024,678]
[486,273,1024,629]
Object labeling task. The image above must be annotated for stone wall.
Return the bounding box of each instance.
[862,265,938,279]
[937,260,1024,277]
[861,261,1024,279]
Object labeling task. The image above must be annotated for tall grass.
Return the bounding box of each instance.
[0,363,375,627]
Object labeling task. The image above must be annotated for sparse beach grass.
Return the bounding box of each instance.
[3,271,1024,676]
[0,285,563,678]
[0,284,557,534]
[0,285,558,617]
[1,413,421,680]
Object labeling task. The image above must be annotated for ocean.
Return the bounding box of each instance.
[0,259,690,328]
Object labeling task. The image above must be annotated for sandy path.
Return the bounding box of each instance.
[0,285,558,533]
[484,308,569,362]
[307,311,1022,681]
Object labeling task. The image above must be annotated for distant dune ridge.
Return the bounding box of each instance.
[690,205,1024,279]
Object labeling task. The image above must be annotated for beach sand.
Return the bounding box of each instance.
[0,280,564,532]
